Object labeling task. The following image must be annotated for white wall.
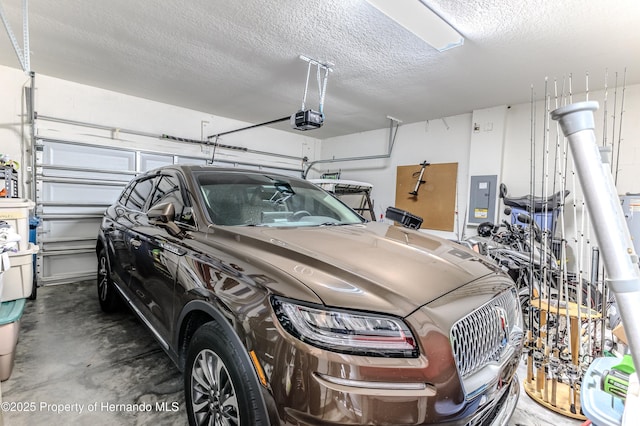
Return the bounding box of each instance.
[318,82,640,248]
[467,105,508,228]
[500,84,640,269]
[0,67,32,174]
[5,62,640,259]
[316,114,473,238]
[0,64,321,198]
[503,84,640,197]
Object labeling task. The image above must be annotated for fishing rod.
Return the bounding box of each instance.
[533,86,543,369]
[548,78,562,407]
[574,73,589,371]
[552,100,640,415]
[549,74,569,408]
[541,80,553,403]
[526,85,536,387]
[602,70,608,147]
[614,68,627,185]
[610,72,618,174]
[600,71,609,353]
[562,74,575,390]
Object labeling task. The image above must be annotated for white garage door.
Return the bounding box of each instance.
[35,138,208,285]
[34,136,304,286]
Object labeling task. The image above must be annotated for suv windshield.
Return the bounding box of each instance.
[195,171,365,227]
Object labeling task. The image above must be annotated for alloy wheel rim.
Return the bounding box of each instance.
[98,256,108,301]
[191,348,240,426]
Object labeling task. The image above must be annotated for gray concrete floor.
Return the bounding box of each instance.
[1,281,584,426]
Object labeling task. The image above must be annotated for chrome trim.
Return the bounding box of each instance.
[450,289,519,378]
[466,374,520,426]
[112,283,169,351]
[313,373,436,397]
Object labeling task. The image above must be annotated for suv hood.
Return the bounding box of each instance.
[207,222,502,317]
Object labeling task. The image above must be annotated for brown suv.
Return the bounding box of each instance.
[96,164,523,425]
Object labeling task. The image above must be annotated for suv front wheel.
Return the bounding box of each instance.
[185,321,268,426]
[97,248,123,312]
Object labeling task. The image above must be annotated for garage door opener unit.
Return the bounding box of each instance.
[291,55,333,131]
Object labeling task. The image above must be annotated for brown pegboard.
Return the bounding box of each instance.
[395,163,458,231]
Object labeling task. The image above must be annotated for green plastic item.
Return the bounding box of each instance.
[0,298,26,325]
[601,354,636,400]
[613,354,636,375]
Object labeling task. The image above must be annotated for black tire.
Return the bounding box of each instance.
[185,321,268,426]
[28,254,37,300]
[97,248,122,312]
[28,279,37,300]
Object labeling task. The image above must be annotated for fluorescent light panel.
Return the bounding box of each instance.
[365,0,464,52]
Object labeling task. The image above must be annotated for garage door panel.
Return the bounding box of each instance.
[41,167,134,182]
[209,160,299,177]
[35,137,301,286]
[176,157,207,165]
[39,181,124,204]
[36,139,186,285]
[40,252,96,285]
[37,139,135,286]
[41,240,95,252]
[40,217,102,241]
[39,206,108,216]
[140,153,174,170]
[42,141,136,171]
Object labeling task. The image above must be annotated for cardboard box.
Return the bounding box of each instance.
[613,322,628,345]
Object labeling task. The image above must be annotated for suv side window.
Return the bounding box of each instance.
[149,174,195,226]
[124,177,156,211]
[118,181,134,205]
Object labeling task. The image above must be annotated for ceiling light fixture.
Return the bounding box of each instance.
[365,0,464,52]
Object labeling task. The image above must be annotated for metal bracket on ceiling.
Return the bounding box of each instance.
[0,0,30,72]
[298,55,334,114]
[387,115,402,152]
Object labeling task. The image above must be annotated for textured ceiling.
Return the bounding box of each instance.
[1,0,639,139]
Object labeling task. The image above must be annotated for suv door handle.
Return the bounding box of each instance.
[130,239,142,249]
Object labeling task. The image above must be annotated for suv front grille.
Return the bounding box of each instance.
[450,289,518,378]
[465,379,511,426]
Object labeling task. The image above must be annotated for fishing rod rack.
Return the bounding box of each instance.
[496,71,629,420]
[524,296,605,419]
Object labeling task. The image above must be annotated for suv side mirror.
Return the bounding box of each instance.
[148,202,176,223]
[148,203,183,237]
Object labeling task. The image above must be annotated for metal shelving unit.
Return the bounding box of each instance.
[309,179,376,221]
[1,166,19,198]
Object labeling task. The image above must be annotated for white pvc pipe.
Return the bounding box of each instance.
[551,101,640,367]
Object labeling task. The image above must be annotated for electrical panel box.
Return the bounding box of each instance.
[468,175,498,224]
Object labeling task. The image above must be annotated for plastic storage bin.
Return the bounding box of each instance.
[0,298,25,381]
[0,252,9,303]
[0,199,35,251]
[1,244,39,302]
[510,207,557,232]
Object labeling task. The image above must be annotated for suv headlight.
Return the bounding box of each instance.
[272,297,419,358]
